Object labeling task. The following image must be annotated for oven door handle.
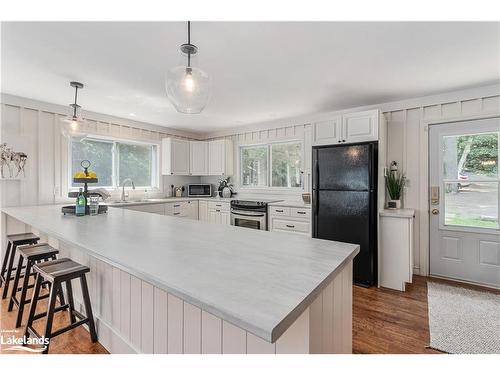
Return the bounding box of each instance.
[231,210,266,217]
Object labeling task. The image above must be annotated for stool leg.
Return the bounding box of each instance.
[0,241,12,288]
[2,243,17,299]
[8,254,23,311]
[42,281,59,354]
[65,279,76,324]
[15,259,33,327]
[23,273,42,341]
[80,275,97,342]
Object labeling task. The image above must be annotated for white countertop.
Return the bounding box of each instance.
[2,205,358,343]
[379,208,415,218]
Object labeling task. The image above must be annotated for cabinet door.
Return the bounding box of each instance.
[313,117,342,146]
[208,140,224,176]
[164,203,174,216]
[186,201,199,220]
[172,139,190,175]
[208,209,218,224]
[199,201,209,221]
[341,110,379,143]
[220,211,231,226]
[189,141,209,176]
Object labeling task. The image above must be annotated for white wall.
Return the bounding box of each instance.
[2,85,500,276]
[0,94,200,257]
[203,85,500,275]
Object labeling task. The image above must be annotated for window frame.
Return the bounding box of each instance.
[238,139,304,191]
[68,135,160,191]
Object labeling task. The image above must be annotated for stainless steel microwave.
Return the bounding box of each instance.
[187,184,212,197]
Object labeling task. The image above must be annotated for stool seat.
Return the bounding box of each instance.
[18,243,59,260]
[7,233,40,243]
[34,258,90,282]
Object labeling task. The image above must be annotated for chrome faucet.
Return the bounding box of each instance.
[121,178,135,201]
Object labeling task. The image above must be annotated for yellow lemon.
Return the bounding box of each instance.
[74,171,86,178]
[88,171,97,178]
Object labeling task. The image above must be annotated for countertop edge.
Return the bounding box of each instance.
[2,206,358,344]
[270,245,359,342]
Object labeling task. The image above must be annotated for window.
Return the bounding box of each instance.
[240,141,303,189]
[442,131,499,230]
[241,145,268,187]
[71,137,158,189]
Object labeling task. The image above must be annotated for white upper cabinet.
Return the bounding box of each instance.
[189,141,209,176]
[162,138,190,175]
[313,117,342,145]
[341,109,379,143]
[208,139,233,176]
[313,109,380,146]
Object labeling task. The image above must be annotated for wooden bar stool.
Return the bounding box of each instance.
[8,243,65,328]
[24,258,97,354]
[1,233,40,299]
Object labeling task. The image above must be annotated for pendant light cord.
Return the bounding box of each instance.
[187,20,191,67]
[73,86,79,117]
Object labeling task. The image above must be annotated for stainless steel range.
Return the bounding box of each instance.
[230,199,282,231]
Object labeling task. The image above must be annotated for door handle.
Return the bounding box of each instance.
[431,209,439,215]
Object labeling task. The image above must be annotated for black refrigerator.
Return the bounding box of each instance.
[312,142,378,287]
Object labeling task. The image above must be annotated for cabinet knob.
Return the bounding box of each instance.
[342,139,346,143]
[338,140,342,143]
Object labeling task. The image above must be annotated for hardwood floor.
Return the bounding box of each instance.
[0,283,108,354]
[353,275,440,354]
[1,275,494,354]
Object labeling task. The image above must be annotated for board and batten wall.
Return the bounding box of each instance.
[0,94,199,257]
[203,86,500,275]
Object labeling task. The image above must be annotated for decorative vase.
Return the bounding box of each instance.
[222,186,232,198]
[387,199,401,209]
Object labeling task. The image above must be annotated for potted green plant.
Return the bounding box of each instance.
[385,166,406,209]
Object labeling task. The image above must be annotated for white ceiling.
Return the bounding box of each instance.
[1,22,499,134]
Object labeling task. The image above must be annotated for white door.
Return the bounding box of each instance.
[429,118,500,288]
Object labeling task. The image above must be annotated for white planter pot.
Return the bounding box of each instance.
[387,199,401,209]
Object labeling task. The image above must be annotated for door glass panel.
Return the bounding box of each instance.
[442,131,499,230]
[442,132,498,180]
[444,182,498,229]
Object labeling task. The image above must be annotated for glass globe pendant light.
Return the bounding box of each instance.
[61,81,88,140]
[166,21,211,114]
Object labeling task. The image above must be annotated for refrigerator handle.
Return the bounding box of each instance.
[313,158,319,190]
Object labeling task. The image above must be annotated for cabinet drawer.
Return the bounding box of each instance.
[272,219,310,234]
[207,201,230,212]
[291,208,311,219]
[270,206,290,216]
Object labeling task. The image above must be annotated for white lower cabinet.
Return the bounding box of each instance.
[198,200,209,222]
[166,201,199,220]
[269,205,311,235]
[379,209,415,291]
[207,201,231,225]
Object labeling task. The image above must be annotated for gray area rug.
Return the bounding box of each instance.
[427,282,500,354]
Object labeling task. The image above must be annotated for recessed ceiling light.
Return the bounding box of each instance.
[129,113,136,117]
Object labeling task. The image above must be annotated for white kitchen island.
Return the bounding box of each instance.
[1,205,358,354]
